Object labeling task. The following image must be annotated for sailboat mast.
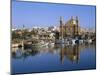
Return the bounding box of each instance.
[60,16,63,40]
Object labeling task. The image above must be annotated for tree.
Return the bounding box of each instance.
[12,31,22,39]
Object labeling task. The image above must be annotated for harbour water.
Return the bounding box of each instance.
[11,43,96,74]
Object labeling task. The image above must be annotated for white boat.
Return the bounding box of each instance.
[12,43,19,48]
[32,40,48,48]
[84,39,92,43]
[79,39,84,44]
[87,39,92,43]
[48,42,55,47]
[71,39,76,45]
[55,39,65,44]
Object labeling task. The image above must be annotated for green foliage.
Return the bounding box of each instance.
[12,31,22,39]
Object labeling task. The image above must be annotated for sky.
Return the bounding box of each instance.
[12,1,96,29]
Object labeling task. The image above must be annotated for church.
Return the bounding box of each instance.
[59,16,81,39]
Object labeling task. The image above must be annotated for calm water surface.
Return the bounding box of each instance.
[11,43,96,74]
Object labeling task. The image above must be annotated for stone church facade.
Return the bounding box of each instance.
[59,16,81,39]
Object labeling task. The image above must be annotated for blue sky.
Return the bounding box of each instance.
[12,1,96,29]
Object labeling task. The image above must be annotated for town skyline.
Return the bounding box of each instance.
[12,1,96,29]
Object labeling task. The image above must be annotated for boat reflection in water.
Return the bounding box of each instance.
[11,43,96,74]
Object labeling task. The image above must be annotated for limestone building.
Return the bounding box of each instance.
[59,16,81,39]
